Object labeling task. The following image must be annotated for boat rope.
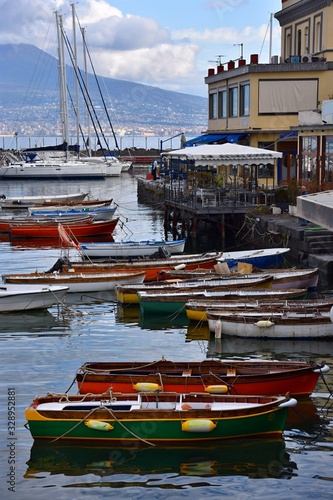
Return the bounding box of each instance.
[319,371,333,398]
[99,405,156,447]
[47,405,109,444]
[81,359,168,375]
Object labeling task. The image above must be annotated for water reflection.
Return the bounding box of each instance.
[25,438,297,480]
[208,335,333,359]
[0,309,68,335]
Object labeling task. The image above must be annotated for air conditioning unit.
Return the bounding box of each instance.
[301,55,313,63]
[290,55,300,63]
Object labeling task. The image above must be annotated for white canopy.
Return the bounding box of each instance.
[162,143,282,166]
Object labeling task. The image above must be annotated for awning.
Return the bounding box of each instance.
[183,133,246,147]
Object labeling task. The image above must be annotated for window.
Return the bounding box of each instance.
[240,83,250,116]
[209,92,217,119]
[315,20,322,53]
[324,136,333,182]
[229,87,238,117]
[301,136,318,180]
[297,29,302,55]
[218,89,227,118]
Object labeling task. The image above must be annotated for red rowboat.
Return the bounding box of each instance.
[9,218,119,239]
[76,359,330,399]
[62,252,222,281]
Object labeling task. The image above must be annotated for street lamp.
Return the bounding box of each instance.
[14,132,18,152]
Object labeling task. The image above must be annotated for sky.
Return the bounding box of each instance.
[0,0,282,96]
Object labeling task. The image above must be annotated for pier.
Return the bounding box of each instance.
[137,177,333,287]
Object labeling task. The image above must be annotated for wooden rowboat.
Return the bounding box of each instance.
[79,238,186,258]
[25,391,296,443]
[28,198,113,210]
[62,252,222,282]
[186,297,333,322]
[137,276,274,315]
[0,284,69,312]
[206,307,333,339]
[159,267,320,292]
[116,274,274,305]
[0,192,88,208]
[9,218,119,239]
[0,214,93,232]
[2,270,146,293]
[219,248,290,270]
[76,359,329,398]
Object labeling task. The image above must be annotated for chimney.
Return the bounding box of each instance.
[217,64,224,73]
[208,68,215,76]
[238,58,246,67]
[250,54,259,64]
[228,60,235,70]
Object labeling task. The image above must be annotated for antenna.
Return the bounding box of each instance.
[208,54,226,65]
[233,43,244,59]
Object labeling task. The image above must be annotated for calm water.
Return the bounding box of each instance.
[0,173,332,499]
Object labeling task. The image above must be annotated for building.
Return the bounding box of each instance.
[201,0,333,191]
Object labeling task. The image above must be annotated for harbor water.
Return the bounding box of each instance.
[0,172,332,499]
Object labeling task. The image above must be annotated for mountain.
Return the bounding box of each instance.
[0,43,207,138]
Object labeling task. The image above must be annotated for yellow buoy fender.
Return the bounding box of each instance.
[255,320,273,328]
[85,420,114,431]
[182,419,217,433]
[133,382,162,392]
[205,385,228,394]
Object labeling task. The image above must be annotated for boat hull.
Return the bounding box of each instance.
[207,311,333,339]
[220,248,290,270]
[25,393,292,443]
[0,284,68,312]
[9,218,118,239]
[0,192,88,208]
[65,252,222,282]
[3,271,146,293]
[186,296,331,322]
[80,239,186,258]
[76,359,326,398]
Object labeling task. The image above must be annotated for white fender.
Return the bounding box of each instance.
[313,364,330,374]
[215,319,222,338]
[279,398,297,408]
[255,320,273,328]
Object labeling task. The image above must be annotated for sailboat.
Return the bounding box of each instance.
[0,11,125,179]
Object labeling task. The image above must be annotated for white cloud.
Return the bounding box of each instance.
[0,0,278,96]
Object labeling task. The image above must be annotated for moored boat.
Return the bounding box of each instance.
[2,270,146,293]
[185,297,333,322]
[218,248,290,270]
[61,252,223,281]
[9,218,119,239]
[0,192,88,208]
[25,391,297,443]
[0,284,69,312]
[79,238,186,258]
[76,359,329,398]
[28,206,117,222]
[137,276,275,315]
[206,307,333,339]
[159,267,319,291]
[116,274,274,305]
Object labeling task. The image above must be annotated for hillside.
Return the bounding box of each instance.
[0,44,207,137]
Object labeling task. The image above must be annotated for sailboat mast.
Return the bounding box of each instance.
[71,3,80,157]
[56,12,70,156]
[81,27,92,156]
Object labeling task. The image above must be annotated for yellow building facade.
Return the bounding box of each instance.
[203,0,333,190]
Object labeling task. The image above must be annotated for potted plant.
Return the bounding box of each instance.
[287,178,301,215]
[273,186,289,211]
